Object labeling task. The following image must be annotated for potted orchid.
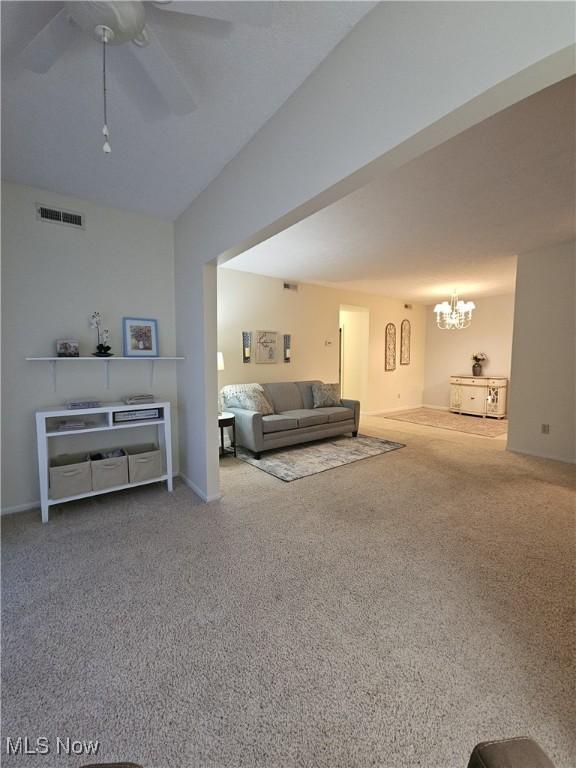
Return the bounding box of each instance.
[471,352,487,376]
[90,312,113,357]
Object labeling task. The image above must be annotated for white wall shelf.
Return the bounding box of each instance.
[26,356,184,391]
[36,401,173,523]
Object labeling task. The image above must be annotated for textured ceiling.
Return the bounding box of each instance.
[1,1,375,218]
[224,77,576,302]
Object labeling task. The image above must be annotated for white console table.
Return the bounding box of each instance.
[36,401,173,523]
[449,376,508,419]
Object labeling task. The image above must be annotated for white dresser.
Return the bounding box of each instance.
[449,376,508,419]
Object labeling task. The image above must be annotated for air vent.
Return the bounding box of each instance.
[36,204,84,229]
[283,282,299,292]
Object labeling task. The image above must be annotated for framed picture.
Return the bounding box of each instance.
[122,317,159,357]
[255,330,278,363]
[56,339,79,357]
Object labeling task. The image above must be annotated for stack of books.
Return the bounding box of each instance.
[66,399,102,410]
[124,394,155,405]
[57,419,89,431]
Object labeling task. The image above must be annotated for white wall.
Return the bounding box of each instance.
[217,269,426,414]
[507,241,575,463]
[175,2,574,497]
[340,306,369,404]
[1,182,179,513]
[423,294,515,409]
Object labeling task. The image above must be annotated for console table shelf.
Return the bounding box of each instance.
[36,401,173,523]
[26,356,184,391]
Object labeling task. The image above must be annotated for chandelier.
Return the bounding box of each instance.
[433,292,475,330]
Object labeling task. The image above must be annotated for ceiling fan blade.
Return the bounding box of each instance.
[108,45,171,121]
[153,1,274,28]
[16,8,77,73]
[128,28,196,116]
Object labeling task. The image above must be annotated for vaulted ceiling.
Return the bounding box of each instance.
[1,1,375,218]
[224,77,576,302]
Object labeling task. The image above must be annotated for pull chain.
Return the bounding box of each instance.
[102,30,111,153]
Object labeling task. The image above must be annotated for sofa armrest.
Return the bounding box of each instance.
[341,399,360,430]
[226,408,264,452]
[467,738,556,768]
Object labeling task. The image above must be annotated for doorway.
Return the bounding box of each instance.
[339,305,369,404]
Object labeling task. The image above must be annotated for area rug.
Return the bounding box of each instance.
[378,407,508,437]
[237,435,405,481]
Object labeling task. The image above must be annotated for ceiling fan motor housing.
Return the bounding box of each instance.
[65,1,146,44]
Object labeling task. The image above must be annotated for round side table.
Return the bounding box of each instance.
[218,412,237,457]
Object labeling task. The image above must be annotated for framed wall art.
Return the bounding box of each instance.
[385,323,396,371]
[122,317,159,357]
[255,330,278,363]
[400,319,411,365]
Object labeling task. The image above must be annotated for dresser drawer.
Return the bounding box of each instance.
[487,379,507,387]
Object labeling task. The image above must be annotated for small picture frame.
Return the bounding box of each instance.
[56,339,80,357]
[122,317,159,357]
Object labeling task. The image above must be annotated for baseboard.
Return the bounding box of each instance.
[506,446,576,464]
[362,404,423,416]
[179,473,222,502]
[1,500,40,516]
[421,404,450,411]
[2,474,183,517]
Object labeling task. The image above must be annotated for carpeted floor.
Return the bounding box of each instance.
[2,417,574,768]
[237,434,404,480]
[379,407,508,437]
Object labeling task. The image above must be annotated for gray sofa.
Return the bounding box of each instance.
[224,380,360,458]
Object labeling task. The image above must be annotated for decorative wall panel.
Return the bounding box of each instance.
[242,331,252,363]
[400,319,411,365]
[283,334,292,363]
[385,323,396,371]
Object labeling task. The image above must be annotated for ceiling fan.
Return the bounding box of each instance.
[15,1,273,120]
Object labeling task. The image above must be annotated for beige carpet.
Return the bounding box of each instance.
[379,407,508,436]
[2,418,574,767]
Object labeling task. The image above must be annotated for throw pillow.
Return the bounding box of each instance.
[221,383,263,408]
[312,383,341,408]
[220,383,274,414]
[235,389,274,415]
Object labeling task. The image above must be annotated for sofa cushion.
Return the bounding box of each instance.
[296,380,323,410]
[312,382,341,408]
[279,409,330,428]
[262,415,299,433]
[262,382,303,413]
[317,406,354,423]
